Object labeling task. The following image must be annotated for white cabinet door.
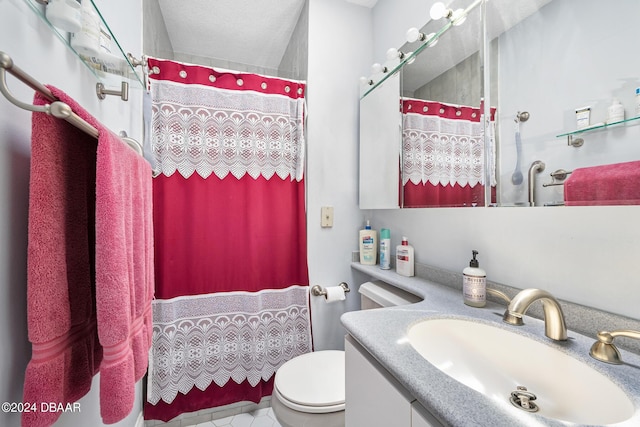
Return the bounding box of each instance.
[345,335,413,427]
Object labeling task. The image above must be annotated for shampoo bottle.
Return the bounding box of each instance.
[379,228,391,270]
[463,250,486,307]
[396,237,414,277]
[359,221,377,265]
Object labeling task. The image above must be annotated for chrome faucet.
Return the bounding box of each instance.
[502,288,568,341]
[590,329,640,364]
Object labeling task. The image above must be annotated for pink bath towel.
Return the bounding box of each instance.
[23,91,102,427]
[564,160,640,206]
[23,87,154,426]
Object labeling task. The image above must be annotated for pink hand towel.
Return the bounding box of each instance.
[23,87,154,426]
[564,160,640,206]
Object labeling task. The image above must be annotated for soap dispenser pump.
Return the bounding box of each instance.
[463,250,486,307]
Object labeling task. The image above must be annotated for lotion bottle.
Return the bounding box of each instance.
[463,250,486,307]
[359,221,377,265]
[396,237,414,277]
[379,228,391,270]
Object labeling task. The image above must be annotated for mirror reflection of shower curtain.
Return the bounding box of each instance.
[402,98,496,207]
[144,57,311,422]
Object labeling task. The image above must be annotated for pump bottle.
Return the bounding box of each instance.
[463,250,486,307]
[359,221,377,265]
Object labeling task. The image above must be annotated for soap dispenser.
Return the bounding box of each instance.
[463,250,486,307]
[359,220,377,265]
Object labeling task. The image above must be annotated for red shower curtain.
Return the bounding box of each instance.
[402,99,496,207]
[144,58,310,422]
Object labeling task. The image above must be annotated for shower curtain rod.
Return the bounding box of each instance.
[0,50,99,138]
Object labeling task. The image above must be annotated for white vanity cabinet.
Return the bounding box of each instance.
[345,335,443,427]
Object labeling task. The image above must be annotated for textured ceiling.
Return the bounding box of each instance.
[158,0,307,69]
[157,0,379,70]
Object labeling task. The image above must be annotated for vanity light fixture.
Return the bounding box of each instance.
[359,76,374,86]
[429,2,450,20]
[371,63,388,74]
[406,27,426,43]
[386,47,406,61]
[430,2,467,26]
[406,28,439,47]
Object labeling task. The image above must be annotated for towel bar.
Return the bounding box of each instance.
[0,51,98,138]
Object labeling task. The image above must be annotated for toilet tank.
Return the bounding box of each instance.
[358,280,422,310]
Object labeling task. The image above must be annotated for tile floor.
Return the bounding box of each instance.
[145,398,282,427]
[186,408,281,427]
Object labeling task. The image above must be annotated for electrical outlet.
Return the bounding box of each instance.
[321,206,334,228]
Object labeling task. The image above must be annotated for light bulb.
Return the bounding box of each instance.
[372,63,388,74]
[430,2,447,20]
[405,52,416,65]
[406,27,423,43]
[359,76,368,85]
[386,47,399,61]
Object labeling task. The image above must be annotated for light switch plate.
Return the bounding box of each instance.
[321,206,334,228]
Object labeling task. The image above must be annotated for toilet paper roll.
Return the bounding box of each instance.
[324,286,346,303]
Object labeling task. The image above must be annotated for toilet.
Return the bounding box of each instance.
[271,280,421,427]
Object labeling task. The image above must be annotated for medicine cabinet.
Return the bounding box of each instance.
[359,0,640,208]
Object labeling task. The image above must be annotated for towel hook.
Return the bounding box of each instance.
[96,81,129,101]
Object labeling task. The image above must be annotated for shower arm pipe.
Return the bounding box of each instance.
[0,51,98,139]
[528,160,545,207]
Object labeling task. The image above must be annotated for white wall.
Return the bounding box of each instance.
[0,1,144,426]
[365,0,640,322]
[306,0,373,350]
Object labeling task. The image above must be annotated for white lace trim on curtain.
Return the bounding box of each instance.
[150,79,305,181]
[402,112,486,187]
[147,285,312,405]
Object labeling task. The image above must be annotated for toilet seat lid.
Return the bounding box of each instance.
[275,350,345,410]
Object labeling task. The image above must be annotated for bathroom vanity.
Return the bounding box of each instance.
[346,335,442,427]
[342,263,640,426]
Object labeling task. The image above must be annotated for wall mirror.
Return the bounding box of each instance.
[359,0,640,208]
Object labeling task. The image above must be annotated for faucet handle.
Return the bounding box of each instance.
[590,329,640,364]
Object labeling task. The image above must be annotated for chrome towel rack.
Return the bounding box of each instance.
[0,51,98,138]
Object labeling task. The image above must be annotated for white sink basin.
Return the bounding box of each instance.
[407,318,635,425]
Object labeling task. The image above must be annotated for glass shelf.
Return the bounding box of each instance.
[23,0,144,88]
[556,115,640,138]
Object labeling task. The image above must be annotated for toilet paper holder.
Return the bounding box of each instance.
[311,282,350,297]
